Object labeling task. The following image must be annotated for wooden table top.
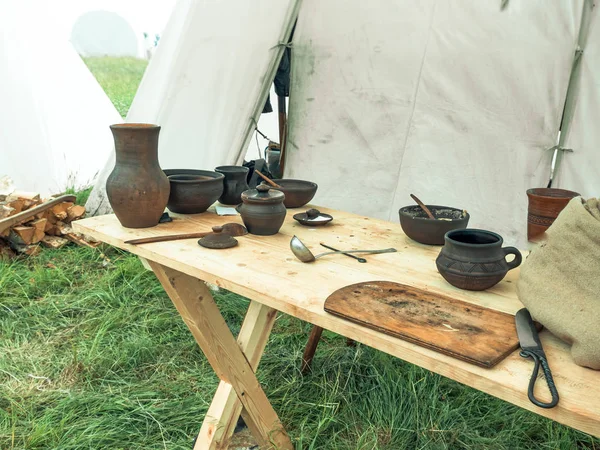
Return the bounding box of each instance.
[74,205,600,438]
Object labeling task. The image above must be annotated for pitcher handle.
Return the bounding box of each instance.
[503,247,522,270]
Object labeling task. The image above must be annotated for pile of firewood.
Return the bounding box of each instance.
[0,191,99,258]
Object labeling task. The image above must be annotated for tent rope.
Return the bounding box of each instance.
[271,41,293,50]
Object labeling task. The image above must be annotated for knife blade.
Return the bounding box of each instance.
[515,308,559,408]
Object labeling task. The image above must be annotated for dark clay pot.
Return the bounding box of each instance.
[106,123,170,228]
[399,205,469,245]
[164,169,224,214]
[237,183,286,235]
[436,229,522,291]
[215,165,249,205]
[526,188,580,242]
[271,179,318,208]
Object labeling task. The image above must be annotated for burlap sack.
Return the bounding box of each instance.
[517,197,600,370]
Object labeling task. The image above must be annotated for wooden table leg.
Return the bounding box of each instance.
[195,301,278,449]
[149,262,292,450]
[301,325,324,373]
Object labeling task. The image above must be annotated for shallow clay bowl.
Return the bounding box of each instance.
[164,169,224,214]
[272,179,318,208]
[399,205,470,245]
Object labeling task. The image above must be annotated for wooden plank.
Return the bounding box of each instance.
[324,281,525,368]
[195,301,278,450]
[149,263,292,450]
[74,207,600,438]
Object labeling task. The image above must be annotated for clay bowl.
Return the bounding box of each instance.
[399,205,470,245]
[272,179,318,208]
[163,169,224,214]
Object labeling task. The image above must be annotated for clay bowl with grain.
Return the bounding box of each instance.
[399,205,470,245]
[271,179,318,208]
[163,169,224,214]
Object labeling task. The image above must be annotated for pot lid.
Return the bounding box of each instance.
[198,226,239,249]
[241,182,285,204]
[293,208,333,226]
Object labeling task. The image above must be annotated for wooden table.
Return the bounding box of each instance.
[74,205,600,448]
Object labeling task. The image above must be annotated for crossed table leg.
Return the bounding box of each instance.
[149,262,293,449]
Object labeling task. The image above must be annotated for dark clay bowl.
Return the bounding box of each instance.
[163,169,224,214]
[399,205,470,245]
[272,179,318,208]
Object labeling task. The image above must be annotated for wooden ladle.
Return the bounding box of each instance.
[410,194,436,220]
[124,222,248,245]
[255,171,282,189]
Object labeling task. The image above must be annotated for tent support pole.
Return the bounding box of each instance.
[548,0,594,187]
[278,94,288,175]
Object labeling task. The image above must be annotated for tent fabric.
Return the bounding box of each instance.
[86,0,299,216]
[558,4,600,198]
[286,0,582,248]
[0,2,121,196]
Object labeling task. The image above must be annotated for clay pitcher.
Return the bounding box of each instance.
[106,123,170,228]
[526,188,580,242]
[215,165,249,205]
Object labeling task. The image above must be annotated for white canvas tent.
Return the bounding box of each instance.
[0,2,122,196]
[86,0,600,248]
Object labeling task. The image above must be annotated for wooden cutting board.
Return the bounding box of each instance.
[324,281,521,368]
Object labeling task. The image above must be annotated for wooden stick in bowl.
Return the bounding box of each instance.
[410,194,436,220]
[255,171,282,188]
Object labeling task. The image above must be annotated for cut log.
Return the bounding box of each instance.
[9,226,35,245]
[7,192,42,211]
[29,218,47,231]
[56,222,73,236]
[7,199,24,214]
[0,205,15,219]
[51,202,74,221]
[0,195,76,235]
[66,205,86,222]
[6,191,40,202]
[28,219,47,244]
[41,235,69,249]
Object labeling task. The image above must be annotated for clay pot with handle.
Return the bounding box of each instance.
[215,165,249,205]
[436,229,522,291]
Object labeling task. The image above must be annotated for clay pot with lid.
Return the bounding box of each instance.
[237,183,286,235]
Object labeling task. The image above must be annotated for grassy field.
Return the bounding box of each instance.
[1,57,599,449]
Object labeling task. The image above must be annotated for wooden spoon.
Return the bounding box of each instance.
[255,171,282,188]
[410,194,436,220]
[124,222,248,245]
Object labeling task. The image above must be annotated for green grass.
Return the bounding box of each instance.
[82,57,148,118]
[1,57,599,449]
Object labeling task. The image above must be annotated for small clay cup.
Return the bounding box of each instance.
[526,188,580,242]
[436,229,522,291]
